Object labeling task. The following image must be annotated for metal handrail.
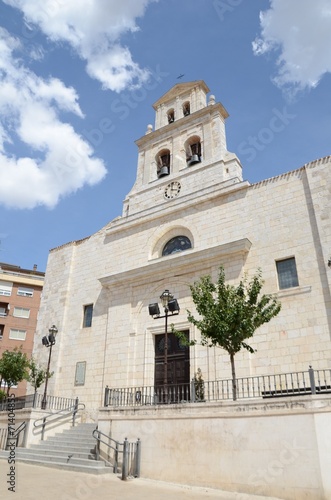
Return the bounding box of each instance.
[33,398,85,440]
[92,428,123,475]
[92,428,141,480]
[6,421,26,449]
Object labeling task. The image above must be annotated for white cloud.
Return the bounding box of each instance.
[0,28,107,209]
[4,0,156,92]
[253,0,331,92]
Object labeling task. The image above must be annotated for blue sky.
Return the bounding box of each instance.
[0,0,330,272]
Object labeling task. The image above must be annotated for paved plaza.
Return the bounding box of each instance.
[0,461,282,500]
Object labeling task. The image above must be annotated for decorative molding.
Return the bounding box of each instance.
[99,238,252,288]
[275,285,312,298]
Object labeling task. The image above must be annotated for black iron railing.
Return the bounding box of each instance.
[0,393,77,412]
[104,366,331,407]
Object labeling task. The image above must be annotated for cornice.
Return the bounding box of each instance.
[135,103,228,148]
[105,176,250,236]
[99,238,252,287]
[152,80,210,109]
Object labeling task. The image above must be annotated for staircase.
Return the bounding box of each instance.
[0,423,112,474]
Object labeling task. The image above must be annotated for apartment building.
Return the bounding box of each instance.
[0,262,44,397]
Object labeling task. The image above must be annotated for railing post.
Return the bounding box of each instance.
[41,417,46,441]
[190,378,196,403]
[114,441,119,473]
[308,365,316,394]
[122,438,129,481]
[72,397,79,426]
[95,430,100,461]
[104,386,109,407]
[135,438,141,478]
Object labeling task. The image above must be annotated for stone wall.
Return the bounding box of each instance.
[98,395,331,500]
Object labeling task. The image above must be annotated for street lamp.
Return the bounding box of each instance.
[41,324,58,410]
[149,290,180,402]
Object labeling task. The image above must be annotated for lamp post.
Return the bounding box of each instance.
[148,290,180,402]
[41,325,58,410]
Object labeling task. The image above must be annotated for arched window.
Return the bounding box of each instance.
[182,101,190,116]
[162,236,192,256]
[185,136,202,166]
[167,109,175,123]
[156,149,171,178]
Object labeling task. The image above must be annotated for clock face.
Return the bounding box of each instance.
[164,181,181,199]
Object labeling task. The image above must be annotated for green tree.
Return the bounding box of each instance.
[179,266,281,400]
[0,347,30,395]
[28,358,49,394]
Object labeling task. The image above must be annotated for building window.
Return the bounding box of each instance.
[9,329,26,341]
[83,304,93,328]
[13,307,30,319]
[1,381,17,389]
[0,302,9,317]
[0,325,4,340]
[162,236,192,256]
[167,108,175,123]
[0,280,12,296]
[183,101,190,116]
[156,149,171,178]
[185,136,202,166]
[17,286,33,297]
[276,258,299,290]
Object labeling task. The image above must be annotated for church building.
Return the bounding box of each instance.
[33,81,331,409]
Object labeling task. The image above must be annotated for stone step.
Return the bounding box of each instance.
[15,449,101,467]
[0,422,112,474]
[43,435,96,445]
[55,426,96,437]
[0,455,112,475]
[54,427,96,434]
[16,447,95,460]
[61,423,96,431]
[29,442,96,454]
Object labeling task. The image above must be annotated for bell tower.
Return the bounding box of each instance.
[123,80,243,216]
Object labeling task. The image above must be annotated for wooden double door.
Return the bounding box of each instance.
[154,330,190,388]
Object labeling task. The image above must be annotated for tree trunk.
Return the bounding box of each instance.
[230,353,237,401]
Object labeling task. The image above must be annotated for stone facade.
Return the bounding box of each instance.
[33,81,331,409]
[98,395,331,500]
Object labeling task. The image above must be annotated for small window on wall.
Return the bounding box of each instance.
[185,136,202,166]
[0,325,4,340]
[167,109,175,123]
[13,307,30,319]
[156,149,171,178]
[276,258,299,290]
[83,304,93,328]
[162,236,192,256]
[183,101,190,116]
[0,302,9,317]
[17,286,33,297]
[9,329,26,341]
[0,281,12,296]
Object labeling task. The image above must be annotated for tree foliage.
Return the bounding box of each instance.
[182,266,281,400]
[28,358,50,393]
[0,347,30,394]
